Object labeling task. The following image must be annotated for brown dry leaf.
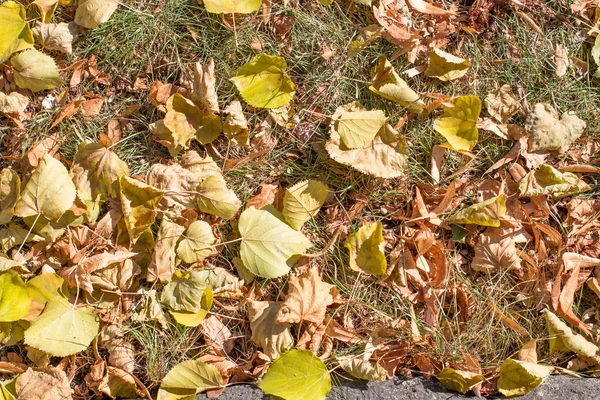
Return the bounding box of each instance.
[191,58,219,113]
[525,103,586,153]
[472,228,521,272]
[32,22,78,54]
[246,299,293,359]
[246,183,279,210]
[406,0,455,15]
[348,24,384,58]
[15,367,72,399]
[61,250,136,293]
[554,44,569,77]
[223,100,249,146]
[202,315,234,354]
[484,85,520,124]
[146,218,185,283]
[518,340,539,364]
[276,266,336,325]
[0,91,29,114]
[101,325,136,373]
[146,162,203,211]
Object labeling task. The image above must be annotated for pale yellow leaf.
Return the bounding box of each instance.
[344,221,387,275]
[433,95,481,151]
[424,47,470,81]
[282,180,329,230]
[369,56,425,114]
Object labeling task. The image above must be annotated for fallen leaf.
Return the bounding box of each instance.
[14,367,72,400]
[162,93,222,148]
[348,25,384,57]
[0,270,30,322]
[447,194,506,227]
[369,56,425,114]
[34,0,58,23]
[32,22,78,54]
[545,309,600,364]
[331,108,387,149]
[246,183,278,210]
[518,339,539,364]
[158,359,223,400]
[247,299,294,359]
[230,54,295,109]
[525,103,586,153]
[344,221,387,275]
[74,0,119,29]
[282,180,328,230]
[11,49,64,93]
[196,175,241,220]
[433,96,481,151]
[424,48,470,81]
[119,176,164,244]
[406,0,455,15]
[203,0,261,14]
[472,228,521,272]
[0,1,34,63]
[554,44,569,77]
[191,58,219,113]
[0,169,20,224]
[498,358,553,397]
[518,165,590,199]
[223,101,249,146]
[436,368,485,395]
[0,92,29,114]
[147,218,185,283]
[484,85,520,123]
[176,220,216,263]
[337,356,387,381]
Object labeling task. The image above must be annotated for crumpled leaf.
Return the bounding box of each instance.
[518,165,590,199]
[424,48,470,81]
[337,357,387,381]
[525,103,586,153]
[484,85,521,124]
[147,218,185,283]
[433,96,481,151]
[447,194,506,227]
[14,367,72,400]
[344,221,387,275]
[258,349,331,400]
[162,93,222,148]
[331,107,387,149]
[24,298,99,357]
[0,92,29,114]
[0,270,30,322]
[34,0,58,23]
[436,368,485,395]
[203,0,261,14]
[32,22,78,54]
[74,0,119,29]
[193,267,243,299]
[498,358,553,397]
[62,250,136,294]
[11,49,64,93]
[14,154,76,220]
[0,169,19,224]
[230,54,295,109]
[544,309,600,364]
[247,299,294,359]
[223,100,249,146]
[369,56,425,114]
[282,180,328,230]
[239,207,312,278]
[326,102,408,178]
[472,227,521,272]
[276,266,335,325]
[196,175,241,220]
[191,58,219,113]
[176,220,215,264]
[0,1,34,64]
[73,141,130,200]
[119,176,164,244]
[158,359,223,400]
[348,25,383,58]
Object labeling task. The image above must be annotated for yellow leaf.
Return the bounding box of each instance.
[223,100,249,146]
[282,180,329,230]
[348,25,383,58]
[433,95,481,151]
[337,356,387,381]
[11,49,64,93]
[333,109,387,149]
[74,0,119,29]
[14,154,75,221]
[230,54,295,109]
[0,1,34,63]
[518,164,590,199]
[203,0,262,14]
[196,175,241,220]
[436,368,485,394]
[158,359,223,400]
[119,176,164,244]
[168,286,213,327]
[424,47,470,81]
[370,56,425,114]
[176,220,216,263]
[344,221,387,275]
[0,169,19,224]
[498,358,552,397]
[447,194,506,227]
[544,309,600,364]
[163,93,222,148]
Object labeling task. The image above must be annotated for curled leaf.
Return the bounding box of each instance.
[436,368,485,395]
[498,358,553,397]
[544,309,600,364]
[369,56,425,114]
[337,357,387,381]
[247,299,294,359]
[433,96,481,151]
[447,194,507,227]
[344,221,387,275]
[119,176,164,244]
[158,359,223,400]
[223,100,249,146]
[518,165,590,199]
[424,48,470,81]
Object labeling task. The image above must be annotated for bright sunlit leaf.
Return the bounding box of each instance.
[433,96,481,151]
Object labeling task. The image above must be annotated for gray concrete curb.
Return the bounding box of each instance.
[197,375,600,399]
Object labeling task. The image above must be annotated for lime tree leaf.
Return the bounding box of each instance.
[32,22,78,54]
[24,298,99,356]
[258,349,331,400]
[158,359,223,400]
[74,0,119,29]
[593,35,600,76]
[239,207,312,278]
[433,96,481,151]
[369,56,425,114]
[424,47,470,81]
[34,0,59,23]
[0,378,16,400]
[176,221,216,263]
[196,175,241,220]
[436,368,485,394]
[73,141,130,200]
[0,1,34,63]
[11,49,64,93]
[326,103,408,178]
[344,221,387,275]
[0,270,30,322]
[525,103,586,153]
[161,271,210,314]
[14,367,72,400]
[282,180,329,230]
[14,154,76,220]
[337,357,387,381]
[0,168,20,224]
[247,299,293,359]
[26,272,68,319]
[169,286,213,327]
[0,91,29,114]
[485,84,520,124]
[348,25,383,58]
[230,54,295,109]
[332,108,387,149]
[163,93,222,147]
[544,309,600,364]
[518,165,590,199]
[204,0,261,14]
[446,194,506,227]
[1,224,44,253]
[223,100,249,146]
[119,176,164,244]
[498,358,552,397]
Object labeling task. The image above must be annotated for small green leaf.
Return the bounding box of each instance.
[282,180,329,230]
[24,298,99,356]
[0,270,30,322]
[158,359,224,400]
[161,271,210,314]
[230,54,295,109]
[446,194,506,227]
[433,96,481,151]
[0,1,34,63]
[344,221,387,275]
[498,358,552,397]
[11,49,64,92]
[437,368,485,394]
[258,349,331,400]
